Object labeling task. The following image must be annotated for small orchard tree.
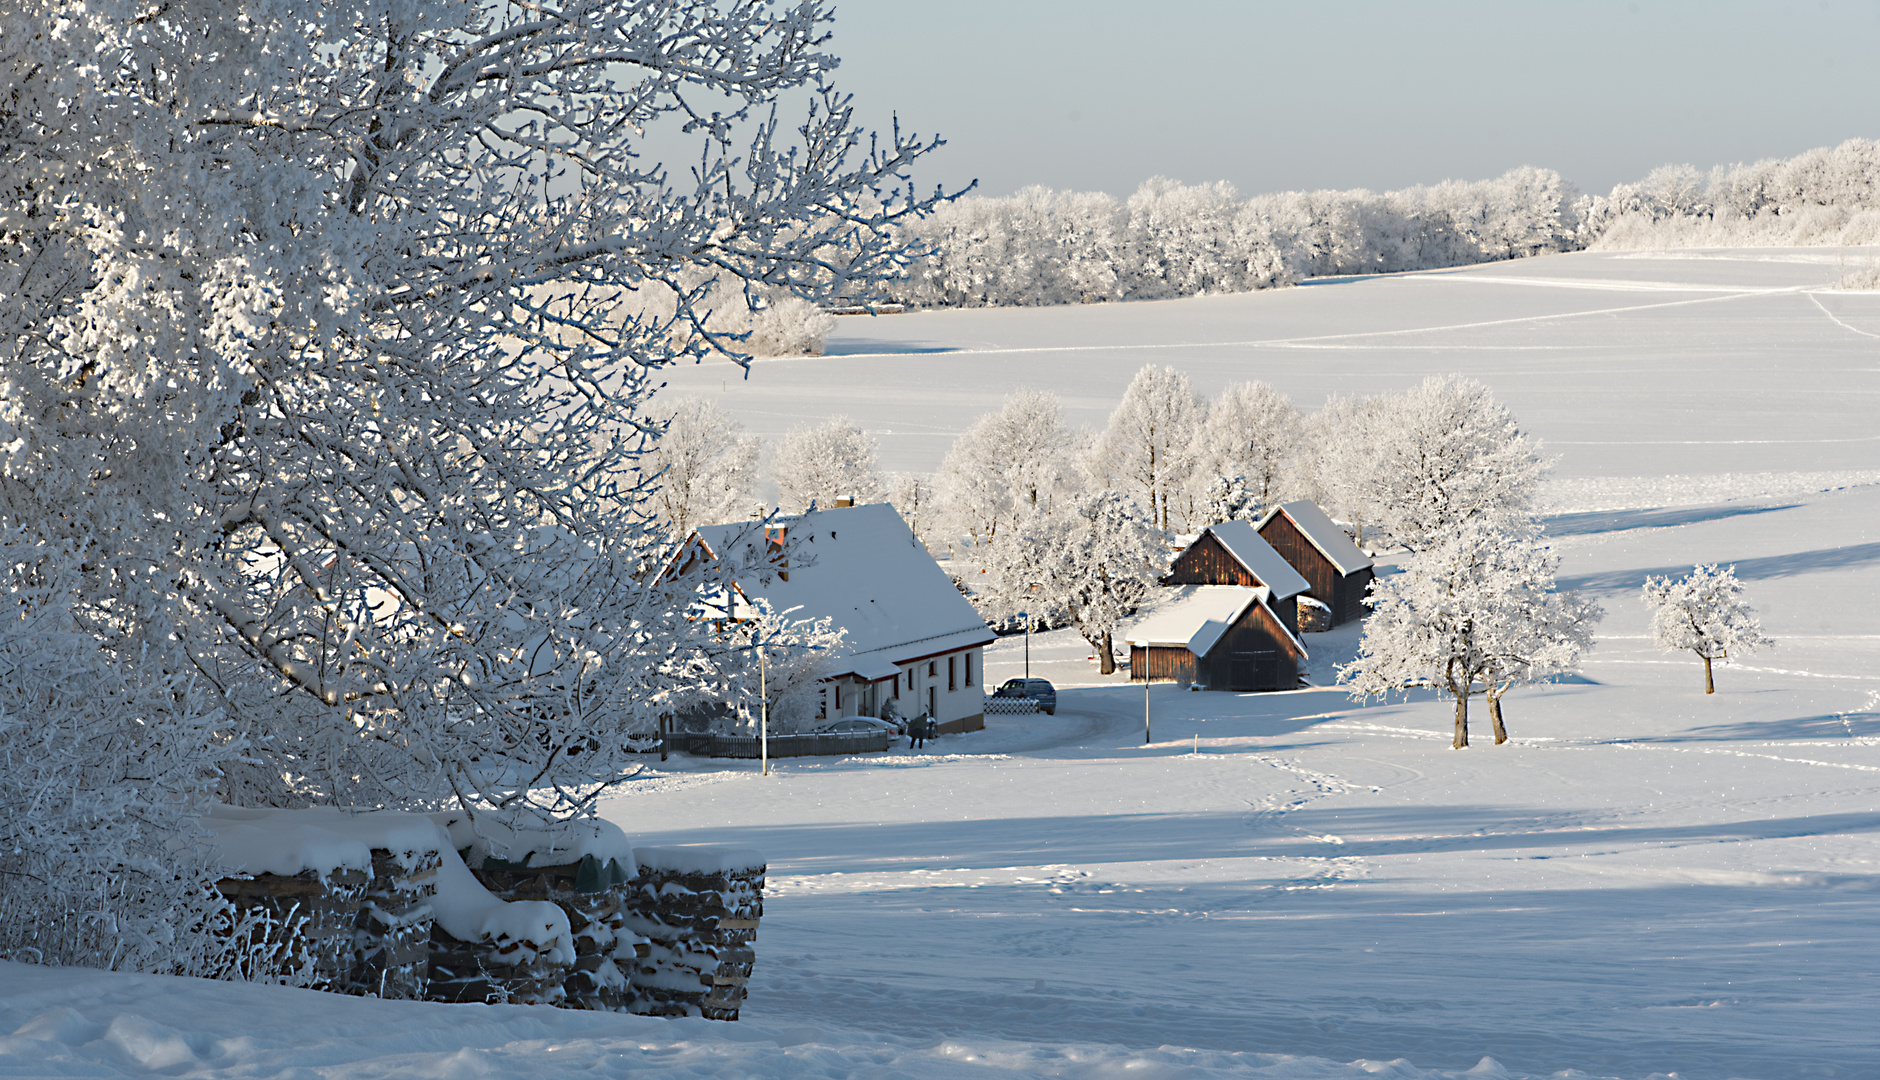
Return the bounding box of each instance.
[772,417,882,512]
[1479,556,1603,745]
[1343,520,1599,747]
[1643,565,1772,693]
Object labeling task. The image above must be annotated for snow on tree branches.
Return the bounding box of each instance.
[1642,565,1772,694]
[984,493,1165,675]
[1,0,943,969]
[1091,366,1203,531]
[772,417,882,513]
[1341,519,1601,748]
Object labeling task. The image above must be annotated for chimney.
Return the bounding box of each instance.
[765,524,789,581]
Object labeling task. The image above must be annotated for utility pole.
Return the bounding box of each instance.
[760,645,769,777]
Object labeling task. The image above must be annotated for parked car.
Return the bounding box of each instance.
[817,717,900,736]
[993,677,1056,715]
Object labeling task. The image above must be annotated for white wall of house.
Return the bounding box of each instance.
[822,645,986,727]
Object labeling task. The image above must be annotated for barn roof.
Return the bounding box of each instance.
[1199,520,1310,598]
[1259,500,1374,576]
[1125,585,1306,658]
[690,503,993,680]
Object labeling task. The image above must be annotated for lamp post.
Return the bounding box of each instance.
[1144,679,1151,745]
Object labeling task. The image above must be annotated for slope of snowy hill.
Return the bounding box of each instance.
[662,246,1880,483]
[4,250,1877,1079]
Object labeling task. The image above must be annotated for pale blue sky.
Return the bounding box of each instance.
[817,0,1880,199]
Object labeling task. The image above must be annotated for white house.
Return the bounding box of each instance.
[686,503,995,733]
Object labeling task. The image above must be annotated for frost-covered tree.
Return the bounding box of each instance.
[647,398,761,536]
[886,472,937,552]
[1200,475,1259,523]
[1199,381,1301,517]
[0,0,940,834]
[1091,365,1203,531]
[1362,376,1545,552]
[1298,393,1387,546]
[1342,520,1599,748]
[986,493,1165,675]
[771,417,881,512]
[1643,565,1773,694]
[935,389,1082,548]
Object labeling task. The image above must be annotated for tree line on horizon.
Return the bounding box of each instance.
[870,137,1880,313]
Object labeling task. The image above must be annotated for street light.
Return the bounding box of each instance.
[1015,610,1031,679]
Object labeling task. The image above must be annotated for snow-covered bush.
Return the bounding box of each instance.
[0,552,237,976]
[748,296,838,357]
[1642,565,1773,694]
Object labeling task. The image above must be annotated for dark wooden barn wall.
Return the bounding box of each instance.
[1131,602,1302,692]
[1163,533,1257,587]
[1259,513,1368,627]
[1131,645,1197,685]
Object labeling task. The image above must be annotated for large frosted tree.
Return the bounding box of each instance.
[935,388,1082,549]
[1343,520,1600,748]
[984,493,1164,675]
[1091,365,1202,531]
[646,397,762,536]
[0,0,940,828]
[1198,381,1301,519]
[771,416,881,512]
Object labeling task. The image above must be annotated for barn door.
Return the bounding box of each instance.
[1230,650,1279,690]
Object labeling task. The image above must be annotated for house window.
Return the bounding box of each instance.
[834,683,841,711]
[928,660,936,677]
[893,674,900,700]
[965,653,975,687]
[949,656,957,691]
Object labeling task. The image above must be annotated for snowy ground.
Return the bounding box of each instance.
[5,249,1879,1078]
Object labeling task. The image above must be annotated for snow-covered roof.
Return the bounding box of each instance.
[692,503,993,679]
[1126,585,1309,658]
[1201,520,1310,598]
[1259,500,1374,576]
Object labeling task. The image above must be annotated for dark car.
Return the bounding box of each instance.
[993,677,1056,715]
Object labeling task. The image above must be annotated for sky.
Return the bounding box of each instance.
[811,0,1880,201]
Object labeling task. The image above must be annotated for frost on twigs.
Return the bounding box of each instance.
[0,0,943,970]
[1642,565,1772,694]
[1341,519,1601,748]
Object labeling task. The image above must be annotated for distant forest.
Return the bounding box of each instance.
[883,137,1880,308]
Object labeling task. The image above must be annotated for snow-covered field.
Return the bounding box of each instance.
[5,248,1879,1079]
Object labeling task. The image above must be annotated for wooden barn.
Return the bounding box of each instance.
[1164,520,1312,635]
[1125,586,1307,692]
[1255,500,1375,627]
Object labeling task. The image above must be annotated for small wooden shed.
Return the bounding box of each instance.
[1125,586,1307,692]
[1164,520,1312,635]
[1255,500,1375,627]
